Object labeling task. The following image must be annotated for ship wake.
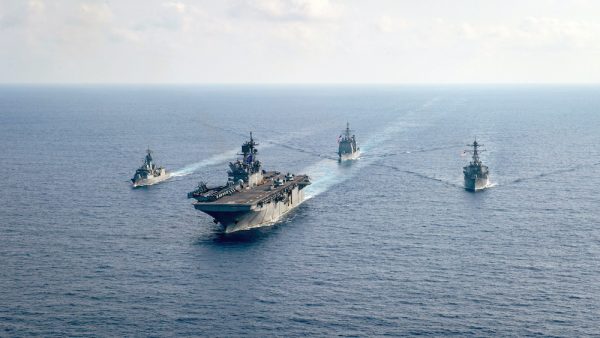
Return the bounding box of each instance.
[377,163,464,188]
[304,98,440,198]
[171,129,311,177]
[509,164,585,184]
[171,149,239,177]
[304,158,366,199]
[486,182,498,188]
[379,144,464,157]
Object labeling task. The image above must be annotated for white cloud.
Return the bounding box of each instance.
[27,0,45,13]
[163,1,186,13]
[268,21,338,53]
[232,0,342,21]
[78,2,113,25]
[453,17,600,51]
[0,1,28,29]
[515,17,599,49]
[376,15,408,33]
[2,0,600,83]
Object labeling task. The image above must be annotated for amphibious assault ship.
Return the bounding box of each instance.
[338,122,359,161]
[463,140,489,191]
[188,133,311,233]
[131,149,171,187]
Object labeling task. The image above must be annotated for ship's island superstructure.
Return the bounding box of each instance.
[338,122,359,161]
[131,148,171,187]
[463,140,490,191]
[188,133,311,233]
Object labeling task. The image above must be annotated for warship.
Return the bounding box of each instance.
[463,139,489,191]
[131,148,171,187]
[188,133,311,233]
[338,122,359,161]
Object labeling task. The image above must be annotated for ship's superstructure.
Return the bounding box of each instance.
[463,140,489,191]
[188,133,311,233]
[131,148,171,187]
[338,122,359,161]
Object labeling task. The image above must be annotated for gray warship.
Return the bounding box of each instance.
[463,140,489,191]
[188,133,311,233]
[338,122,359,161]
[131,148,171,187]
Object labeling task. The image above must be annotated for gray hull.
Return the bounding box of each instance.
[132,172,172,187]
[195,186,305,233]
[464,176,489,191]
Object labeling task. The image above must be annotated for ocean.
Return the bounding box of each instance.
[1,85,599,336]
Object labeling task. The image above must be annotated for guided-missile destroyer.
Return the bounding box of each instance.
[131,148,171,187]
[338,122,359,161]
[188,133,311,233]
[463,140,489,191]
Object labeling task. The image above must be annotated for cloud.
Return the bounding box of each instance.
[129,1,231,36]
[515,17,599,49]
[372,15,600,52]
[3,0,600,83]
[28,0,45,13]
[231,0,341,21]
[268,21,338,54]
[163,1,186,13]
[0,1,28,29]
[78,2,113,26]
[456,17,600,51]
[376,15,408,33]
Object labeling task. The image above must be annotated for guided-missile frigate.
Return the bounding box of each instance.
[188,133,311,233]
[463,139,489,191]
[131,148,171,187]
[338,122,359,162]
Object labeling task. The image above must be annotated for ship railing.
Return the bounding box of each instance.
[256,181,299,207]
[202,185,239,201]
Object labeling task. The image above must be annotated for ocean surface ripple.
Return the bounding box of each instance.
[1,85,599,336]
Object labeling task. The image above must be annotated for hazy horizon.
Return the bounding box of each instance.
[2,0,600,84]
[2,83,600,86]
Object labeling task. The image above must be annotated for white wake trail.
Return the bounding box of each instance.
[171,149,239,177]
[304,98,439,198]
[170,129,314,178]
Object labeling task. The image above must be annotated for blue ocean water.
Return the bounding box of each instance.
[1,85,599,336]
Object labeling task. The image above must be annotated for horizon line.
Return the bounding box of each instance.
[1,82,600,86]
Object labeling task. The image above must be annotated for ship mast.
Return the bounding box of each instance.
[343,122,353,139]
[240,132,258,164]
[230,132,262,186]
[145,147,153,166]
[468,139,484,165]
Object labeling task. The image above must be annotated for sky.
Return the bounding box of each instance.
[1,0,600,84]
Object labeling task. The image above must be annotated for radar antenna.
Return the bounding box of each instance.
[239,132,259,164]
[144,147,154,165]
[465,138,485,165]
[342,122,354,139]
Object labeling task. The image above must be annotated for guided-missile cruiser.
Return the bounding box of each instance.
[463,139,489,191]
[131,148,171,187]
[338,122,359,162]
[188,133,311,233]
